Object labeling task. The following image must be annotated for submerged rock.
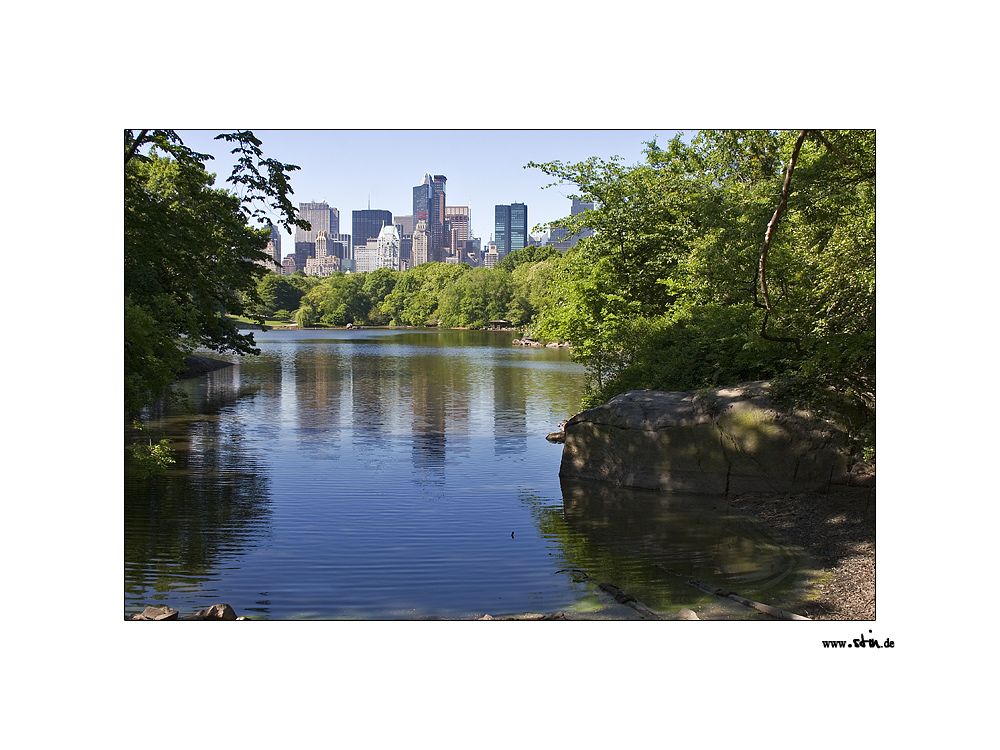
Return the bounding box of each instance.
[559,382,872,496]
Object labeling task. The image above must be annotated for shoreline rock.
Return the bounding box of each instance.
[559,382,873,496]
[512,338,569,347]
[127,603,248,621]
[176,355,235,380]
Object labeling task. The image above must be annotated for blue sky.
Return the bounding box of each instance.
[175,129,688,255]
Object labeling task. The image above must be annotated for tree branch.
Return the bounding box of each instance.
[808,129,874,178]
[760,310,802,355]
[759,129,807,311]
[125,129,149,166]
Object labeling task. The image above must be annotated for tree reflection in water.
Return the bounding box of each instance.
[522,478,819,617]
[125,366,272,616]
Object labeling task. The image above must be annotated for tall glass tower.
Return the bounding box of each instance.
[430,175,447,262]
[509,202,527,253]
[494,202,528,256]
[494,204,510,255]
[413,173,446,264]
[352,209,394,253]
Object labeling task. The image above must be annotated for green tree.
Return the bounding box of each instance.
[528,130,875,447]
[124,130,306,418]
[494,244,562,272]
[256,273,305,316]
[378,262,469,326]
[438,267,512,328]
[378,271,424,325]
[508,254,566,328]
[306,272,370,326]
[294,301,317,328]
[362,267,399,324]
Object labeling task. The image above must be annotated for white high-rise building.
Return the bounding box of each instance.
[412,219,430,266]
[483,241,499,269]
[356,226,401,272]
[376,225,400,270]
[355,240,377,273]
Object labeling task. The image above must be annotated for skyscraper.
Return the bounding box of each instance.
[430,175,446,262]
[445,206,470,257]
[305,231,341,276]
[494,205,509,257]
[412,220,430,266]
[355,225,400,273]
[412,173,446,264]
[376,224,401,270]
[394,215,414,267]
[327,233,352,260]
[352,209,394,254]
[494,202,528,256]
[509,202,527,253]
[294,201,340,272]
[394,215,414,236]
[269,225,281,265]
[413,175,432,230]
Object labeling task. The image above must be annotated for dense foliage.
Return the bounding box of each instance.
[258,257,567,331]
[527,129,875,451]
[124,130,306,418]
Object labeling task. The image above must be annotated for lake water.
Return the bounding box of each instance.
[125,328,817,620]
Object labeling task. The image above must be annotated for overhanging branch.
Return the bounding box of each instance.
[758,129,807,312]
[808,129,875,179]
[759,310,802,355]
[125,129,149,166]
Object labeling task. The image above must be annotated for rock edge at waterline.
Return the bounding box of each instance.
[176,355,234,380]
[559,381,874,496]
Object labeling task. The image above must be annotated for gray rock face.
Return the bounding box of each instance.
[177,355,234,380]
[558,382,872,495]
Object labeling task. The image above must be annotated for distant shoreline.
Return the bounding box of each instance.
[236,323,520,332]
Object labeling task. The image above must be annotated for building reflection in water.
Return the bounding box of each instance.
[492,360,528,456]
[277,336,496,482]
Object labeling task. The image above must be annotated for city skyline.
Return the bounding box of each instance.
[174,130,684,255]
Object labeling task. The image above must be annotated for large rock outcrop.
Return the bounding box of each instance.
[558,382,873,495]
[177,355,234,380]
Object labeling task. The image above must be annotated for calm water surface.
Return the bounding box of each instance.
[125,329,815,619]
